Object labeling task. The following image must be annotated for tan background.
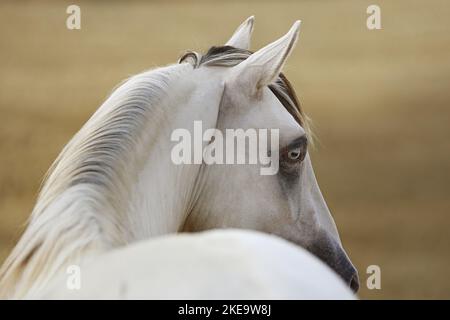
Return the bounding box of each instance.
[1,0,449,299]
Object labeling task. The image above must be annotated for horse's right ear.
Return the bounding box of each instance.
[225,16,255,50]
[227,21,301,98]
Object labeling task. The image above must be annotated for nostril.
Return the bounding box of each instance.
[349,273,359,293]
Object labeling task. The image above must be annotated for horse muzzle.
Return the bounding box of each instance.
[307,231,360,293]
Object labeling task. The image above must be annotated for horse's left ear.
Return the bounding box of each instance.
[227,21,301,98]
[225,16,255,50]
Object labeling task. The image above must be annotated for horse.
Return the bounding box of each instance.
[0,16,359,298]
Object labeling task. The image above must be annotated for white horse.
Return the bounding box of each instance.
[0,16,358,299]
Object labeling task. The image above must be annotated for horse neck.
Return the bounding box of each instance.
[124,115,204,240]
[0,63,218,298]
[122,68,222,239]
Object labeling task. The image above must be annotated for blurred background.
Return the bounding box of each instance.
[1,0,449,299]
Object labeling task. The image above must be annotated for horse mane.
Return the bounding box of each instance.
[0,63,191,298]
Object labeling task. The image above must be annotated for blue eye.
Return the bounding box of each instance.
[288,148,302,160]
[286,136,307,161]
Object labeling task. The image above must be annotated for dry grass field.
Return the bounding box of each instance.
[1,0,449,299]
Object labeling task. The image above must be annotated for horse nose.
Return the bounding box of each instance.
[307,231,359,293]
[349,271,359,293]
[333,250,360,293]
[341,262,359,293]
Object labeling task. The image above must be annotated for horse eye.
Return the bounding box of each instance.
[288,148,302,160]
[281,136,307,167]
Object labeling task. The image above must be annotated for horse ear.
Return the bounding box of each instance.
[228,21,301,97]
[225,16,255,50]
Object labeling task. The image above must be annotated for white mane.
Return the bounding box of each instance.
[0,63,193,298]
